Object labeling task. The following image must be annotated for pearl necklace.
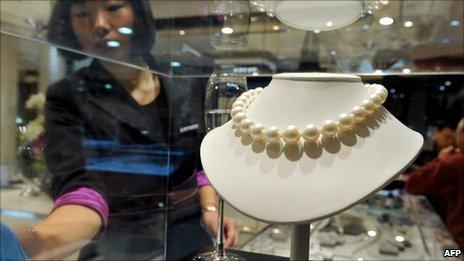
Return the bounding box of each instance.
[231,84,388,145]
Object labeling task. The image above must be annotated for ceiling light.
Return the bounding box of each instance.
[221,27,234,34]
[404,21,413,28]
[402,68,411,73]
[445,81,451,86]
[170,61,181,67]
[178,30,185,36]
[272,25,280,31]
[117,27,133,35]
[313,29,320,34]
[379,17,394,26]
[367,230,377,237]
[450,20,460,27]
[106,40,121,48]
[326,21,333,27]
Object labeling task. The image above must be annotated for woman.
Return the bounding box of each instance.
[16,1,236,260]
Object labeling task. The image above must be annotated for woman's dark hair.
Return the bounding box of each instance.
[47,0,156,61]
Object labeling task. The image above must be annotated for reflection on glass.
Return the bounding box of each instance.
[209,0,250,50]
[195,71,247,261]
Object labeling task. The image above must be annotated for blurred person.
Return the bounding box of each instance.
[406,117,464,248]
[13,1,236,260]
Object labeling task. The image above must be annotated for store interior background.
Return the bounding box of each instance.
[1,0,463,259]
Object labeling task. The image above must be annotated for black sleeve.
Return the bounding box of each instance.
[44,81,106,200]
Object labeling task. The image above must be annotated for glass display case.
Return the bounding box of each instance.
[1,1,463,260]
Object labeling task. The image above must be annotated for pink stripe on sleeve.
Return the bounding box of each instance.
[53,187,109,227]
[196,170,211,188]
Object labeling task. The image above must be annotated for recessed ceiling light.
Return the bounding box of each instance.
[178,30,185,36]
[326,21,333,27]
[221,27,234,34]
[450,20,460,27]
[402,68,411,73]
[106,40,121,48]
[170,61,181,67]
[117,27,133,35]
[379,17,394,26]
[404,21,413,28]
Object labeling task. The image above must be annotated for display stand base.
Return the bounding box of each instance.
[290,224,310,261]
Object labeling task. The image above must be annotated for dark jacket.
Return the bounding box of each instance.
[45,60,205,217]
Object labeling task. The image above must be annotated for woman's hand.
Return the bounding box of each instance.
[438,145,456,159]
[201,211,237,248]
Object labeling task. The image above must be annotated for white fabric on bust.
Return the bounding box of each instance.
[201,73,423,224]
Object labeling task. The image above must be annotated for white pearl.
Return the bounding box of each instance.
[369,93,382,107]
[250,124,266,140]
[375,89,387,103]
[361,99,376,113]
[233,100,245,108]
[302,124,319,142]
[239,119,254,133]
[265,126,281,143]
[321,120,337,137]
[337,113,353,130]
[351,106,366,123]
[232,112,247,125]
[282,125,301,145]
[236,96,248,104]
[231,107,245,117]
[255,87,264,93]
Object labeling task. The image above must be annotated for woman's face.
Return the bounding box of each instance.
[70,0,134,61]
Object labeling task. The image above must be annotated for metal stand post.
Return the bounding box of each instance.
[290,223,310,261]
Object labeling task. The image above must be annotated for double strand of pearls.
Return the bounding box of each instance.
[231,84,388,144]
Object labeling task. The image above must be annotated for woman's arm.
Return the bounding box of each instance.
[17,205,101,260]
[198,185,237,248]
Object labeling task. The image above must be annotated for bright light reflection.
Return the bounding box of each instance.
[402,68,411,74]
[117,27,133,35]
[367,230,377,237]
[450,20,460,27]
[439,85,445,91]
[326,21,333,27]
[178,30,185,36]
[380,0,389,5]
[314,29,321,34]
[106,40,121,48]
[445,81,451,86]
[395,235,405,242]
[170,61,181,67]
[362,24,369,30]
[221,27,234,34]
[374,69,383,74]
[379,17,394,26]
[404,21,413,28]
[272,25,280,31]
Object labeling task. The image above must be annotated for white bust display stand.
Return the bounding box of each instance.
[201,73,423,260]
